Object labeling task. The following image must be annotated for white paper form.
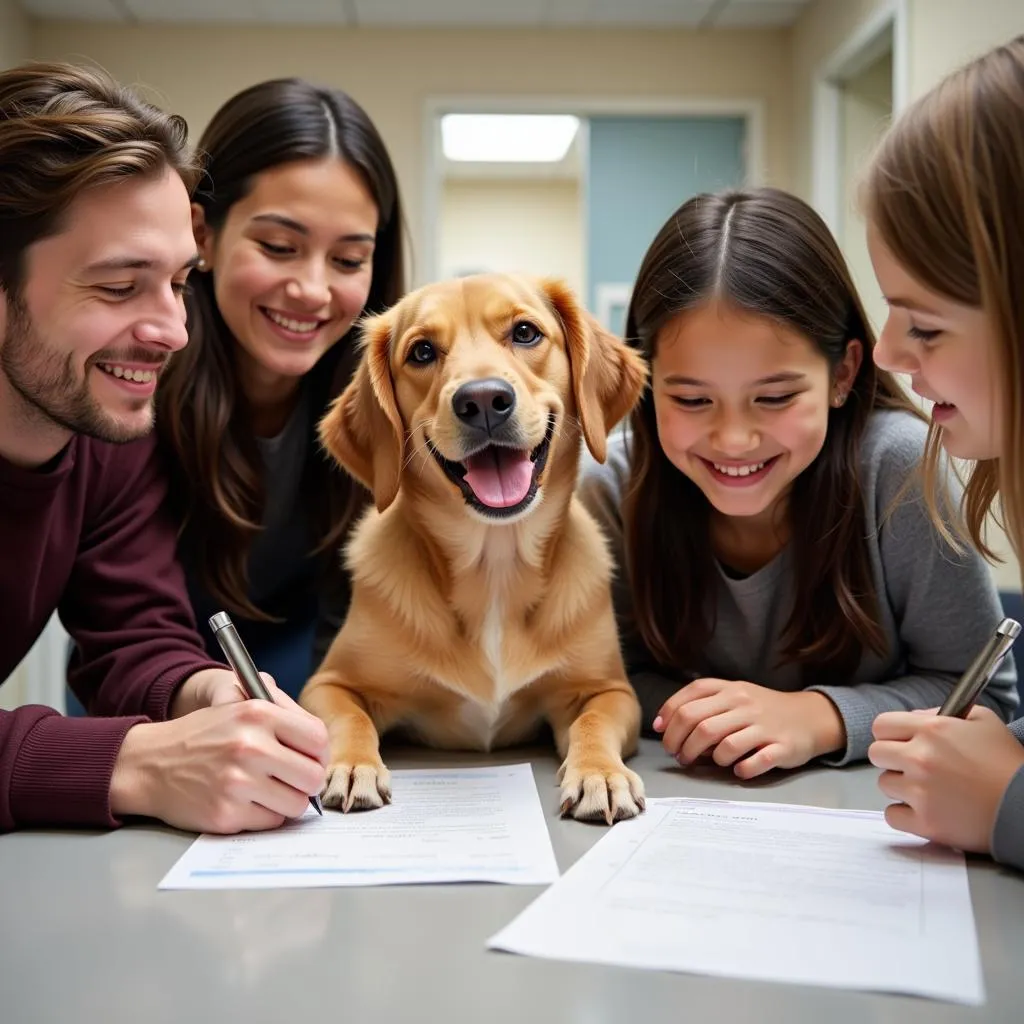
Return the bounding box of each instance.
[159,764,559,890]
[488,797,984,1005]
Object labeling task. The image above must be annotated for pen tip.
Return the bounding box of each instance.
[311,795,323,815]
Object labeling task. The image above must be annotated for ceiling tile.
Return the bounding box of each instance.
[20,0,813,27]
[546,0,715,26]
[710,1,810,28]
[250,0,350,23]
[123,0,350,23]
[18,0,122,19]
[352,0,547,26]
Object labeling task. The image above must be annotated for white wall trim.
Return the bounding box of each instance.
[595,282,633,331]
[811,0,909,234]
[421,94,765,290]
[11,614,69,713]
[577,115,591,302]
[811,76,843,234]
[891,0,911,116]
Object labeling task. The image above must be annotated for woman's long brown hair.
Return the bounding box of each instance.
[624,187,923,684]
[864,35,1024,569]
[157,78,406,620]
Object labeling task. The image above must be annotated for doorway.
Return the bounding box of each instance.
[812,2,907,335]
[424,98,763,326]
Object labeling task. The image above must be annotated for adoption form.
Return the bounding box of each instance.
[160,764,559,890]
[489,797,984,1005]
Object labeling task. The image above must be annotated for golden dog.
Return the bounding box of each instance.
[299,273,647,824]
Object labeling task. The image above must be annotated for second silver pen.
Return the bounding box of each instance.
[938,616,1021,719]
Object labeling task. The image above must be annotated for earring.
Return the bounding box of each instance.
[197,258,208,271]
[833,391,847,407]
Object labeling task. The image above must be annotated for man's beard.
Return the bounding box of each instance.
[1,293,158,445]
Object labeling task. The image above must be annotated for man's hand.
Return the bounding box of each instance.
[111,669,329,833]
[869,706,1024,853]
[652,677,846,779]
[170,667,252,717]
[172,666,321,717]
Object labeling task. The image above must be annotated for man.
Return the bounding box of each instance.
[0,61,328,833]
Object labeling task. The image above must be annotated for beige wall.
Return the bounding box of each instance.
[32,22,793,289]
[0,0,31,70]
[908,0,1024,95]
[0,672,25,709]
[439,179,583,298]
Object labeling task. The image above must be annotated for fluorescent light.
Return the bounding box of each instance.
[441,114,580,163]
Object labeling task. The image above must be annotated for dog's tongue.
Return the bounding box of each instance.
[463,447,533,508]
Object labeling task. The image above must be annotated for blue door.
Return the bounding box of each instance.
[586,116,747,334]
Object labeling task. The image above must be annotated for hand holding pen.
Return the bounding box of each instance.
[210,611,324,815]
[868,616,1024,855]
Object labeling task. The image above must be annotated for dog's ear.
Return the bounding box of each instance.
[540,277,648,463]
[318,308,403,512]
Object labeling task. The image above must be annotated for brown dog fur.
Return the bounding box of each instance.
[299,273,648,823]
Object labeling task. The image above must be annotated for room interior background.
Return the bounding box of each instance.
[2,0,1023,710]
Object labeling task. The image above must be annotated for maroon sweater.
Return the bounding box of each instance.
[0,433,221,832]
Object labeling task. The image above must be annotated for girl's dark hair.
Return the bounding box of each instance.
[623,186,922,683]
[157,78,406,619]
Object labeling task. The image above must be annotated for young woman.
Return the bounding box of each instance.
[864,35,1024,873]
[578,186,1016,781]
[159,78,406,698]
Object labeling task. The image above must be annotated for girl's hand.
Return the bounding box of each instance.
[652,678,846,779]
[869,706,1024,853]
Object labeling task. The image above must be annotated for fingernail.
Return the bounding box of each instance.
[653,716,664,732]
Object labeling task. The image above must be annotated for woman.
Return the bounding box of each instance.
[160,78,406,698]
[864,35,1024,872]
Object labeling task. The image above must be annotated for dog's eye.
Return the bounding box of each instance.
[511,321,543,347]
[407,340,437,365]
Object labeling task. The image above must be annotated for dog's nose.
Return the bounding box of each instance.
[452,378,516,435]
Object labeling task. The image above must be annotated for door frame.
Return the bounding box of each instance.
[811,0,909,234]
[421,94,764,294]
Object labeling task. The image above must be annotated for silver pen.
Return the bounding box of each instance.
[938,616,1021,719]
[209,611,323,815]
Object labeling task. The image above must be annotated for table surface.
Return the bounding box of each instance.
[2,739,1022,1024]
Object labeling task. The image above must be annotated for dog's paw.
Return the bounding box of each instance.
[556,757,645,825]
[321,760,392,813]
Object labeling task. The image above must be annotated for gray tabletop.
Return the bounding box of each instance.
[2,738,1022,1024]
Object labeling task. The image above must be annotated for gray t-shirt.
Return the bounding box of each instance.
[251,385,354,666]
[250,383,316,611]
[577,409,1019,768]
[182,383,352,671]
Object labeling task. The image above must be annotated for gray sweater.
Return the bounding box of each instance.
[578,410,1018,773]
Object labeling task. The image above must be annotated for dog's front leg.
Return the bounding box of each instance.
[546,686,645,825]
[299,677,391,812]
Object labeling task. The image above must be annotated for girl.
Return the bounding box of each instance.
[159,78,406,698]
[578,186,1017,781]
[864,36,1024,873]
